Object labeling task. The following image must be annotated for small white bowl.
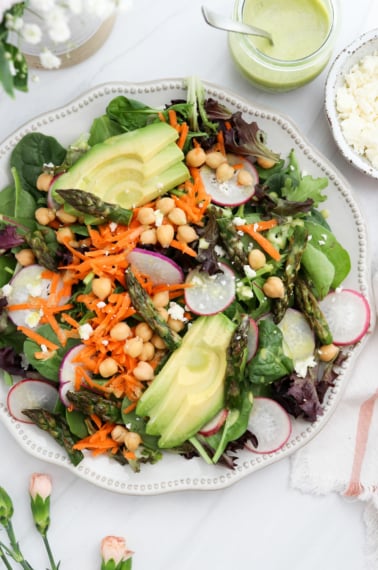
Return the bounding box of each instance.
[325,28,378,180]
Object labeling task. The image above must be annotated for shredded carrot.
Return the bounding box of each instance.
[168,109,178,128]
[224,121,232,131]
[238,223,281,261]
[122,401,137,415]
[158,111,166,122]
[73,421,119,455]
[17,326,60,351]
[177,121,189,149]
[170,239,197,257]
[216,130,226,155]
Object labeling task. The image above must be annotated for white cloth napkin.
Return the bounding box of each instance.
[291,276,378,569]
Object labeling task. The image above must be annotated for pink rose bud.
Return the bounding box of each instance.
[101,536,133,565]
[29,473,52,501]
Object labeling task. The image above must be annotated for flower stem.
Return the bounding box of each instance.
[4,522,34,570]
[41,535,59,570]
[0,543,14,570]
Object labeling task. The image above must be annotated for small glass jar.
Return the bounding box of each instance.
[21,11,116,70]
[228,0,338,92]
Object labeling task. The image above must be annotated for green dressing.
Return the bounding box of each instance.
[244,0,330,61]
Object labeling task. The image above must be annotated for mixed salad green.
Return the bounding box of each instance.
[0,77,361,472]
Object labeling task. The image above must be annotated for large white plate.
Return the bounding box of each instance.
[0,79,375,495]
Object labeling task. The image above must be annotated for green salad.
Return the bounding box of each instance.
[0,77,365,472]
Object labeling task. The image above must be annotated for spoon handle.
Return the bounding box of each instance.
[201,6,273,43]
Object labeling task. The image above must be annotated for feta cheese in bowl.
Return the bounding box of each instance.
[324,28,378,180]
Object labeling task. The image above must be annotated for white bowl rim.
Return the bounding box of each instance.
[324,27,378,180]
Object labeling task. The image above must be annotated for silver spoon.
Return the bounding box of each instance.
[201,5,273,44]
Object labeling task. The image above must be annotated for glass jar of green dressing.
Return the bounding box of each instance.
[228,0,338,92]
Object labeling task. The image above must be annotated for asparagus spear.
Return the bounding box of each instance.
[125,267,182,351]
[225,314,250,409]
[22,408,84,466]
[209,205,249,273]
[294,277,333,345]
[24,230,58,271]
[273,224,308,323]
[56,189,133,225]
[66,389,123,423]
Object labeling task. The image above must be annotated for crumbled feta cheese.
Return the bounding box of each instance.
[96,301,106,308]
[79,323,93,340]
[336,52,378,169]
[26,281,43,297]
[294,355,317,378]
[167,301,187,322]
[40,344,48,353]
[1,283,12,296]
[243,265,256,279]
[233,216,246,226]
[109,222,118,232]
[214,245,226,257]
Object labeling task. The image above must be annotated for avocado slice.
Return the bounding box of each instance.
[51,122,190,208]
[136,314,237,449]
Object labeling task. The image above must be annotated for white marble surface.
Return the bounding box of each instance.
[0,1,377,569]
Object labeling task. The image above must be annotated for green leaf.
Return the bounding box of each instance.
[304,220,351,288]
[247,319,294,384]
[10,133,67,199]
[88,115,125,145]
[301,241,335,299]
[0,42,14,97]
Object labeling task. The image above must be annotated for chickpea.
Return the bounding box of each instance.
[205,151,227,170]
[152,290,169,308]
[55,208,77,225]
[15,249,35,266]
[216,162,234,183]
[139,342,155,361]
[110,322,131,341]
[123,431,142,452]
[134,322,153,342]
[167,208,187,226]
[124,336,144,358]
[156,196,175,215]
[99,357,118,378]
[92,276,112,300]
[140,228,157,245]
[56,227,75,244]
[257,156,276,169]
[111,425,128,443]
[186,147,207,168]
[237,168,254,186]
[137,207,156,226]
[151,333,166,350]
[318,343,340,362]
[133,361,154,381]
[168,317,185,333]
[36,172,54,192]
[156,224,174,247]
[262,276,285,299]
[248,249,266,270]
[35,207,55,226]
[176,224,198,244]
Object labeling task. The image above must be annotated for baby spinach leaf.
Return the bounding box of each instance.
[23,324,80,382]
[106,96,159,131]
[301,242,335,299]
[304,220,351,288]
[247,319,293,385]
[10,133,66,199]
[88,115,125,146]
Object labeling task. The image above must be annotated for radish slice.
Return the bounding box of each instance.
[6,379,59,423]
[247,317,259,361]
[59,344,87,407]
[245,397,292,454]
[6,265,68,329]
[200,154,258,207]
[277,308,315,362]
[198,408,228,436]
[184,263,235,315]
[319,288,371,345]
[47,174,62,209]
[127,248,184,285]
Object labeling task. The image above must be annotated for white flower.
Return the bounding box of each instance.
[22,23,42,44]
[45,6,71,42]
[39,47,61,69]
[84,0,117,19]
[66,0,83,14]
